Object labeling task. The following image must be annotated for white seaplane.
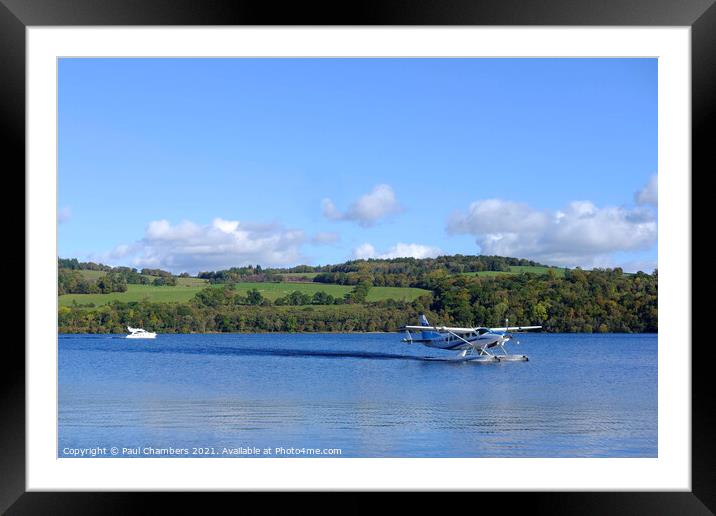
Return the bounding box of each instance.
[401,315,541,362]
[126,326,157,339]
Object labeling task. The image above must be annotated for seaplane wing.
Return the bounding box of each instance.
[489,325,542,332]
[404,325,478,333]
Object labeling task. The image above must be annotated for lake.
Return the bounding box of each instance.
[58,332,657,458]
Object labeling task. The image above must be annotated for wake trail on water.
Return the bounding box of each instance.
[136,345,425,361]
[72,343,476,362]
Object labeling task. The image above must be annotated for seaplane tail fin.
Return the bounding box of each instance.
[418,314,442,340]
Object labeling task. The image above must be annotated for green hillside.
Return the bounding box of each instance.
[57,255,657,333]
[59,282,430,308]
[462,265,566,277]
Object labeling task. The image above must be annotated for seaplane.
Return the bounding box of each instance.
[401,315,541,362]
[126,326,157,339]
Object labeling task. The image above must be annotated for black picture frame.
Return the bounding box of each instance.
[5,0,710,513]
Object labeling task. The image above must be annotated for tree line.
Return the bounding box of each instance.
[59,258,178,278]
[274,254,539,276]
[58,268,178,294]
[423,267,657,333]
[58,269,128,295]
[198,265,282,284]
[196,255,549,287]
[58,258,179,294]
[190,283,371,308]
[58,299,430,334]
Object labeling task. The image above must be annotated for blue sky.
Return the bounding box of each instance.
[58,58,657,274]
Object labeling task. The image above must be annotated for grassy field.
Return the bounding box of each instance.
[175,276,210,286]
[59,282,430,307]
[74,269,210,286]
[461,265,566,277]
[75,269,115,281]
[60,284,210,307]
[278,272,320,281]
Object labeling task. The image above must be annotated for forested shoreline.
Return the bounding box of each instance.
[58,255,657,334]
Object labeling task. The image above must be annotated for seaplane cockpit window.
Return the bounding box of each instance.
[477,328,489,335]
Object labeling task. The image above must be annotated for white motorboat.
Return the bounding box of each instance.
[126,326,157,339]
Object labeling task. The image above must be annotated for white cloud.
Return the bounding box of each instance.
[447,198,657,268]
[353,243,377,260]
[321,199,342,221]
[322,184,402,227]
[447,199,549,235]
[635,174,658,206]
[96,218,306,273]
[380,243,443,259]
[311,232,341,245]
[352,242,443,260]
[58,206,71,224]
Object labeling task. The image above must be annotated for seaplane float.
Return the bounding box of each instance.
[401,315,541,362]
[126,326,157,339]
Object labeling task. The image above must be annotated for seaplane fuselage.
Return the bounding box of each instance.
[407,327,503,351]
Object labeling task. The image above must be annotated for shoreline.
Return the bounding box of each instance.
[58,330,658,335]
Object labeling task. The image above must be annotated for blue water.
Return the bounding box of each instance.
[58,333,657,458]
